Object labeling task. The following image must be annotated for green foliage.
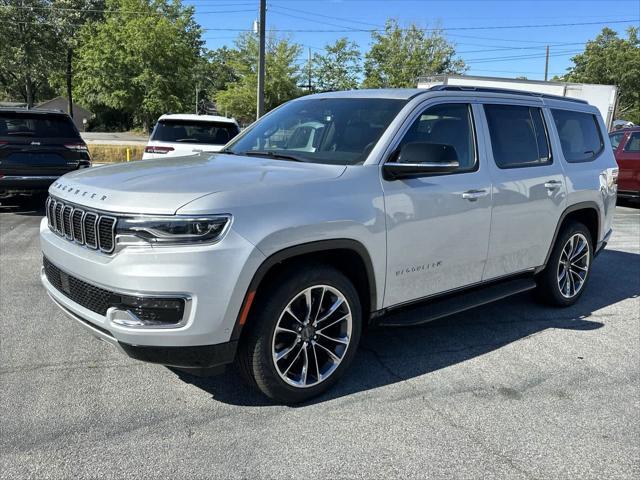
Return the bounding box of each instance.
[311,38,361,92]
[74,0,203,130]
[363,19,466,88]
[215,32,302,124]
[0,0,58,105]
[562,27,640,124]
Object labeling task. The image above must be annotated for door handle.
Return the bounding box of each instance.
[544,180,562,190]
[461,189,489,201]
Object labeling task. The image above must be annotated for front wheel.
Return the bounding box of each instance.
[238,265,362,403]
[535,221,593,307]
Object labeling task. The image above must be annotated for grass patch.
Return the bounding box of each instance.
[88,144,145,164]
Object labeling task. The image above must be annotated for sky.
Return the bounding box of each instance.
[184,0,640,81]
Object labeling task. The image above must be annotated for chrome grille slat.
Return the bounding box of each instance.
[63,205,74,240]
[46,196,116,254]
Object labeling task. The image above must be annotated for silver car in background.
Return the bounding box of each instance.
[40,87,618,403]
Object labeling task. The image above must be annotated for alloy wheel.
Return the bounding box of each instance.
[271,285,352,388]
[557,233,590,299]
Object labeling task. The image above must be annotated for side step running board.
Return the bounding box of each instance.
[376,277,537,328]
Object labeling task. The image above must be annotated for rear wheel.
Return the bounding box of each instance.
[536,221,593,307]
[238,265,362,403]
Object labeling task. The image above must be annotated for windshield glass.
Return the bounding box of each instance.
[0,112,79,139]
[224,97,407,165]
[152,120,240,145]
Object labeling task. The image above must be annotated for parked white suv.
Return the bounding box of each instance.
[41,87,618,403]
[142,114,240,159]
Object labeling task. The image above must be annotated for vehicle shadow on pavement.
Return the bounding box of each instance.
[176,248,639,407]
[0,196,47,216]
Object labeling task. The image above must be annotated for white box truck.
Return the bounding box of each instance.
[417,74,618,130]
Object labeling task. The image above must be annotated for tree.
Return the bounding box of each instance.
[0,0,57,106]
[363,19,466,88]
[74,0,203,130]
[49,0,105,117]
[216,32,302,124]
[562,27,640,124]
[311,38,361,92]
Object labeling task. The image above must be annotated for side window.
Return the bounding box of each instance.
[624,132,640,152]
[609,132,624,150]
[484,104,551,168]
[551,109,604,163]
[396,103,477,172]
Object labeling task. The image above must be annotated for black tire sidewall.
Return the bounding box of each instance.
[242,265,362,403]
[540,222,593,307]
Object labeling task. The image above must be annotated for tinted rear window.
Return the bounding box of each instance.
[551,109,603,162]
[0,112,79,138]
[151,120,239,145]
[484,104,551,168]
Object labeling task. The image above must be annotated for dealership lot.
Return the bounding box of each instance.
[1,200,638,479]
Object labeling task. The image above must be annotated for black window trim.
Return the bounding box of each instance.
[550,108,605,163]
[383,101,480,177]
[483,103,554,170]
[623,132,640,152]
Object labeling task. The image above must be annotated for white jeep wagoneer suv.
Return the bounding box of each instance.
[41,87,618,403]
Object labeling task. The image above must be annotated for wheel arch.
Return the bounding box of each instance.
[231,239,377,341]
[539,201,601,271]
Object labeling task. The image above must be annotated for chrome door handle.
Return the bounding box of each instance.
[544,180,562,190]
[461,189,489,201]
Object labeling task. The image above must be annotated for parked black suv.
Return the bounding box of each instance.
[0,109,91,198]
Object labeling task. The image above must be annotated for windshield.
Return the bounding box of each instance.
[224,97,407,165]
[0,112,79,139]
[151,120,240,145]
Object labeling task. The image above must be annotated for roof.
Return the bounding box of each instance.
[299,87,589,105]
[305,89,424,100]
[158,113,237,124]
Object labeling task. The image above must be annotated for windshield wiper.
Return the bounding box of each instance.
[241,150,304,162]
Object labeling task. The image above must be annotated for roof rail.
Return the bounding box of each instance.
[428,85,588,104]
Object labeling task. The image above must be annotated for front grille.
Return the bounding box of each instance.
[45,196,116,253]
[44,257,119,316]
[43,257,186,325]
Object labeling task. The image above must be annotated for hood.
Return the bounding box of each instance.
[49,153,347,214]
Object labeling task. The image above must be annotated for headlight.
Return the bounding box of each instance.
[116,215,231,245]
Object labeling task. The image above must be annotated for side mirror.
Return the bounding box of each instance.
[383,142,460,180]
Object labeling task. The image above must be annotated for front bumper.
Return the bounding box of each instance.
[47,290,237,368]
[40,216,265,352]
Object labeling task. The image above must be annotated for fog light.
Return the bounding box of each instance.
[109,295,186,327]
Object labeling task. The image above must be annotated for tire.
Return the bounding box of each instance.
[535,221,593,307]
[237,264,362,404]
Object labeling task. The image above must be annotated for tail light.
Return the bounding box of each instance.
[64,143,89,151]
[0,141,8,147]
[144,146,175,154]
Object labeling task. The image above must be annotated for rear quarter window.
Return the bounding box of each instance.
[551,109,604,163]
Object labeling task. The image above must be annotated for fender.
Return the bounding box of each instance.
[537,201,601,272]
[230,239,377,341]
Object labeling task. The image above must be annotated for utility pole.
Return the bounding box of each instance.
[195,83,199,114]
[307,47,312,92]
[544,45,549,82]
[256,0,266,119]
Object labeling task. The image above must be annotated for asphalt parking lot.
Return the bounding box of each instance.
[1,198,638,479]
